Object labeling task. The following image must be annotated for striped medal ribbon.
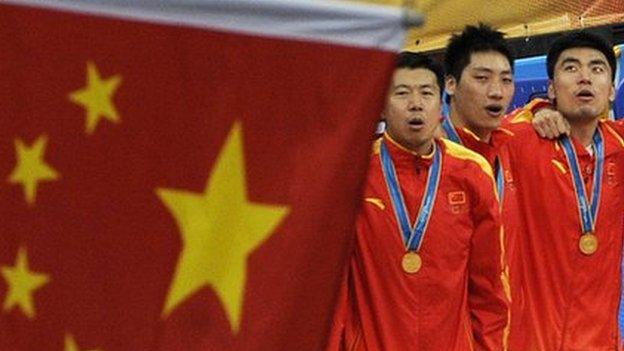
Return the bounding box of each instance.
[559,128,605,256]
[380,140,442,274]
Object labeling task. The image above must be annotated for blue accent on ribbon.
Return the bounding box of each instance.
[441,116,462,144]
[380,140,442,251]
[589,131,604,220]
[495,158,505,206]
[380,142,412,244]
[559,129,604,234]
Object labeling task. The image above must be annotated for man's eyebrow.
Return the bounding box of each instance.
[472,67,493,73]
[589,59,608,66]
[560,57,581,66]
[394,83,437,90]
[472,66,512,75]
[393,84,411,90]
[417,84,436,90]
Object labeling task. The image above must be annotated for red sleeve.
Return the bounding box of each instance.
[467,166,509,351]
[325,264,348,351]
[501,98,550,127]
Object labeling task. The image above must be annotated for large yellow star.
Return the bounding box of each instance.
[69,61,122,134]
[8,136,60,205]
[1,247,50,319]
[157,122,289,333]
[64,334,101,351]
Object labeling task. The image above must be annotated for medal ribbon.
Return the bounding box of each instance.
[380,140,442,251]
[442,116,462,144]
[442,116,505,205]
[559,128,604,234]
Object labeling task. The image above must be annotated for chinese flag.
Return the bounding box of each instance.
[0,1,406,350]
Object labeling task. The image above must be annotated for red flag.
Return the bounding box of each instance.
[0,1,407,350]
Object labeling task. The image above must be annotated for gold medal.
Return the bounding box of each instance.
[579,233,598,255]
[401,252,422,274]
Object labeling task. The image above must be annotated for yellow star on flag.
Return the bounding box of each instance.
[69,61,122,134]
[157,122,289,333]
[1,247,50,319]
[8,136,60,205]
[64,334,101,351]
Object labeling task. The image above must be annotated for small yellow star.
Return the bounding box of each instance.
[69,61,122,134]
[1,247,50,319]
[64,334,101,351]
[157,122,289,333]
[8,135,60,205]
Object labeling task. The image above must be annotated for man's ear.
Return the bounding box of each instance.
[609,83,616,103]
[445,75,457,98]
[547,79,556,101]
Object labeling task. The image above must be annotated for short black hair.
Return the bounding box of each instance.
[546,31,616,81]
[395,51,445,96]
[444,23,514,82]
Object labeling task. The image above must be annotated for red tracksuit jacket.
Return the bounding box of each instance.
[503,118,624,350]
[329,135,509,351]
[440,123,524,349]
